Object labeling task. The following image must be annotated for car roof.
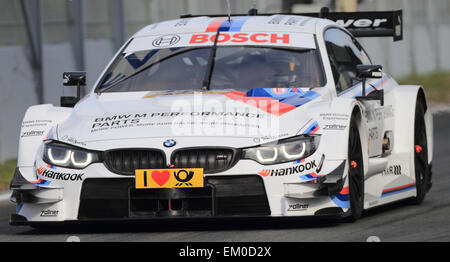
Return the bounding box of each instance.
[133,15,337,38]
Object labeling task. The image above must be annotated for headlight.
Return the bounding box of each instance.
[43,142,100,169]
[243,135,320,165]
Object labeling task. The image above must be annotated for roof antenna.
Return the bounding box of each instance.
[319,6,330,19]
[226,0,231,22]
[248,0,258,16]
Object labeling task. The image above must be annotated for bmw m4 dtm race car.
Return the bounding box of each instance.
[10,7,433,227]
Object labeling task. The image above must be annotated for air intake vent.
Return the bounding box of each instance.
[104,149,166,175]
[172,148,240,173]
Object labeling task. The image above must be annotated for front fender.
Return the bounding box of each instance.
[304,97,369,177]
[17,104,72,181]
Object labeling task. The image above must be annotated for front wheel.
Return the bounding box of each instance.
[345,115,365,222]
[411,98,431,204]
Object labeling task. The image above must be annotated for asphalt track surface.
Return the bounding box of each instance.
[0,112,449,242]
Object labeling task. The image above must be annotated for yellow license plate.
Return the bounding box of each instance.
[135,168,204,189]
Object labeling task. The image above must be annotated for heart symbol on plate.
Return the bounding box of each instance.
[151,170,170,186]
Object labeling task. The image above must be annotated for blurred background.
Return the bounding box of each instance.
[0,0,449,169]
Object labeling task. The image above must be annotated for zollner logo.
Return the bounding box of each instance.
[152,34,181,47]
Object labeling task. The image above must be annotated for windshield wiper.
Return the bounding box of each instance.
[202,31,221,90]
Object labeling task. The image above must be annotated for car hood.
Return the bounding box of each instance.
[56,88,326,149]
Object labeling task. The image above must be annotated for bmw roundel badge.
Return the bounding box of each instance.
[163,139,176,147]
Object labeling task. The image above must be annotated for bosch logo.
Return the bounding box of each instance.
[152,34,181,47]
[163,139,176,147]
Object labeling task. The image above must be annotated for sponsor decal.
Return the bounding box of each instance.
[253,133,290,144]
[190,32,290,45]
[323,124,346,131]
[135,168,204,188]
[37,166,84,181]
[369,127,379,140]
[173,170,195,186]
[152,34,181,47]
[336,18,388,28]
[268,15,284,25]
[90,111,265,133]
[284,17,302,26]
[258,169,271,177]
[21,130,45,138]
[174,19,188,27]
[319,113,349,121]
[40,209,59,217]
[287,203,309,211]
[382,165,402,176]
[148,111,264,118]
[258,160,317,177]
[21,119,52,128]
[60,135,87,147]
[92,113,145,129]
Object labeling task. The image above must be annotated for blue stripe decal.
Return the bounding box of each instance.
[17,203,23,213]
[331,195,350,209]
[302,121,319,134]
[36,180,51,186]
[245,88,321,109]
[218,17,249,32]
[381,185,416,198]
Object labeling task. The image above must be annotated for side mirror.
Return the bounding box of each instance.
[355,65,384,106]
[356,64,383,79]
[61,72,86,107]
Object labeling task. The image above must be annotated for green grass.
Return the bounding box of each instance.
[0,159,16,191]
[398,71,450,104]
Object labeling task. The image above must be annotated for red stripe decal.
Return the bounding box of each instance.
[310,125,320,134]
[222,91,296,116]
[30,179,43,184]
[382,182,416,193]
[206,18,227,32]
[340,186,349,195]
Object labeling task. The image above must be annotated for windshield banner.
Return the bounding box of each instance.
[125,32,316,53]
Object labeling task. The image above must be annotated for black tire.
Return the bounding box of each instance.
[411,98,430,204]
[346,115,365,222]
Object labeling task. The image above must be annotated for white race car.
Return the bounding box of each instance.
[10,8,433,226]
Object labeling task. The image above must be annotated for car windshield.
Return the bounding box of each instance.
[96,46,325,93]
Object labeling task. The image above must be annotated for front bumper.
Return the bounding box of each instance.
[10,156,348,225]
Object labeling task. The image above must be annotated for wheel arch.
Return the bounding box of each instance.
[391,85,433,164]
[350,103,370,179]
[417,87,434,163]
